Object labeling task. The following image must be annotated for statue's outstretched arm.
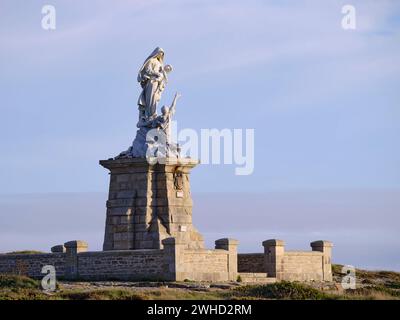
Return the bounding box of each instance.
[170,92,181,115]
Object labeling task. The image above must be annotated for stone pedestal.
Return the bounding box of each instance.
[100,157,204,250]
[263,239,285,280]
[215,238,239,280]
[311,240,333,281]
[64,240,88,280]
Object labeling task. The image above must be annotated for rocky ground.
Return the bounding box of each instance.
[1,264,399,300]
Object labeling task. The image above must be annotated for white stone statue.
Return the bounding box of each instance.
[116,48,180,159]
[148,92,181,158]
[137,47,172,123]
[153,92,181,142]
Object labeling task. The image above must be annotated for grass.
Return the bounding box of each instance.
[5,250,45,255]
[58,289,145,300]
[0,275,47,300]
[1,266,400,300]
[331,264,400,300]
[231,281,336,300]
[0,274,40,289]
[0,275,224,300]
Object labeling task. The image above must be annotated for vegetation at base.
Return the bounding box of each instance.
[232,281,335,300]
[350,285,400,299]
[0,275,46,300]
[6,250,45,255]
[0,274,40,289]
[1,266,400,300]
[58,289,145,300]
[331,264,343,275]
[58,289,223,300]
[333,264,400,283]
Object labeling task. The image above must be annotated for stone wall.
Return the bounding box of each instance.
[162,237,238,282]
[238,253,264,272]
[0,253,66,279]
[178,249,230,281]
[0,250,165,281]
[0,239,332,283]
[282,252,325,281]
[238,240,333,282]
[77,250,165,280]
[0,238,238,282]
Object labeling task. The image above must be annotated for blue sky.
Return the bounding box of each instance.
[0,1,400,270]
[0,0,399,193]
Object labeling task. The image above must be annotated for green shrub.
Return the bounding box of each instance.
[351,285,400,298]
[59,289,145,300]
[386,281,400,289]
[6,251,45,255]
[233,281,336,300]
[332,264,343,275]
[0,274,39,289]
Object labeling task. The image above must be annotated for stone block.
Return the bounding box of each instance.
[100,158,202,251]
[215,238,239,251]
[64,240,88,253]
[51,245,65,253]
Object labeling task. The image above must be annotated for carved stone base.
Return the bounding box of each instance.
[100,158,204,250]
[116,127,180,159]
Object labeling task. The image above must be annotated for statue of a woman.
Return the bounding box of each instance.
[116,48,177,159]
[137,47,172,123]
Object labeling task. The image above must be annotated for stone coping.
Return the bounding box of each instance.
[238,251,322,256]
[183,249,231,254]
[78,249,163,256]
[0,252,64,258]
[0,249,164,258]
[284,251,323,256]
[100,157,200,169]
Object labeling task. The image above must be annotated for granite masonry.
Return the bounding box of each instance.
[0,156,333,282]
[100,158,204,251]
[0,49,333,283]
[0,238,332,282]
[238,240,333,282]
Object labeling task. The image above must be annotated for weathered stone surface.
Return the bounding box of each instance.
[100,157,204,251]
[51,245,66,253]
[64,240,88,253]
[238,253,264,272]
[0,237,333,283]
[239,239,333,282]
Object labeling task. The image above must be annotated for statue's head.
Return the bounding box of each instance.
[149,47,164,62]
[157,51,164,61]
[161,105,169,115]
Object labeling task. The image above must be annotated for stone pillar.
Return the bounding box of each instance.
[51,245,65,253]
[215,238,238,281]
[100,158,204,251]
[263,239,285,280]
[311,240,333,281]
[64,240,88,280]
[162,237,186,281]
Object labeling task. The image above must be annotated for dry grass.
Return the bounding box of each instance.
[1,269,400,300]
[5,250,45,255]
[57,288,223,300]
